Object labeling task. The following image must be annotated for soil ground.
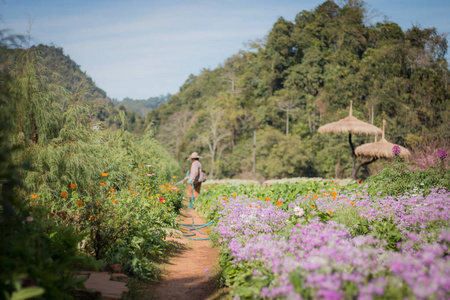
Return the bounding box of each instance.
[130,203,228,300]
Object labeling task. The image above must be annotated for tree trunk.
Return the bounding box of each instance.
[308,113,312,134]
[31,111,38,144]
[335,156,341,179]
[286,109,289,136]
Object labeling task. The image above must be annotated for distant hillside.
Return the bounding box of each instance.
[3,44,147,134]
[112,94,171,116]
[35,44,110,102]
[4,44,110,103]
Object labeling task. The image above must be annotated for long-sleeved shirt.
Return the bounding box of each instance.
[189,160,202,181]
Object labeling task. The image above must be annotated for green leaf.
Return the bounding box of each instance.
[11,287,45,300]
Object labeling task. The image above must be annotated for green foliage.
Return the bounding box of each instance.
[147,0,449,180]
[365,158,450,196]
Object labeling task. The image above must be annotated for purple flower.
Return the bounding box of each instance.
[438,150,447,160]
[93,125,99,130]
[392,145,401,156]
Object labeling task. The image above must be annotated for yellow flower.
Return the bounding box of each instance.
[233,193,237,197]
[162,200,166,203]
[76,200,83,207]
[168,208,171,211]
[70,183,76,189]
[101,173,108,177]
[156,194,160,197]
[61,191,68,198]
[173,176,177,179]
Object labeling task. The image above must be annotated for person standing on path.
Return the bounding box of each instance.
[187,152,203,199]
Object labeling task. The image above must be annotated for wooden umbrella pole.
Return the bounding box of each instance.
[349,132,357,180]
[355,157,378,179]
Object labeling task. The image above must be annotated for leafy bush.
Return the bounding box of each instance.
[365,158,450,196]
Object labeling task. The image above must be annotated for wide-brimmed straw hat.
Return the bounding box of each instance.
[187,152,202,160]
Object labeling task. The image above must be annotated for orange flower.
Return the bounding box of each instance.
[257,205,261,209]
[311,205,315,209]
[113,200,118,204]
[96,202,100,206]
[70,183,76,189]
[265,197,270,201]
[61,191,68,198]
[249,205,253,208]
[233,193,237,197]
[329,210,332,214]
[385,206,389,209]
[99,182,106,186]
[276,201,282,206]
[101,172,108,177]
[222,197,227,201]
[206,230,210,234]
[350,202,355,205]
[76,200,83,207]
[31,194,37,199]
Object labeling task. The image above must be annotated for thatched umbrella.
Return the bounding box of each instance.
[318,101,382,180]
[353,120,411,178]
[355,119,411,159]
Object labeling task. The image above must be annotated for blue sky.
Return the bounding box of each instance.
[2,0,449,100]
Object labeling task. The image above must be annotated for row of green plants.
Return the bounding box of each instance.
[0,44,185,299]
[195,157,450,299]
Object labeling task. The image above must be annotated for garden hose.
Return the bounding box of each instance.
[179,177,212,240]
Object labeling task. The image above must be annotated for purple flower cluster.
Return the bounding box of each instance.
[392,145,401,156]
[438,150,447,160]
[215,196,289,242]
[214,189,450,299]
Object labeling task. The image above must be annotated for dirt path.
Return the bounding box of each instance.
[150,206,224,300]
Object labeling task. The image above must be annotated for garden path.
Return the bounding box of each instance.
[150,205,224,300]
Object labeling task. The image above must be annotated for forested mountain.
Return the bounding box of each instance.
[147,0,450,180]
[112,94,171,116]
[2,44,147,134]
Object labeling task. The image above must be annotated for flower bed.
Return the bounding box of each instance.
[198,182,450,299]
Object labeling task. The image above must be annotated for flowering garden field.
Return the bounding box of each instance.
[196,159,450,299]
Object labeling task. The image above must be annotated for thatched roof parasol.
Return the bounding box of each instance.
[317,103,383,136]
[317,101,382,180]
[355,120,411,159]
